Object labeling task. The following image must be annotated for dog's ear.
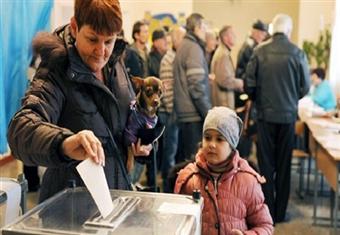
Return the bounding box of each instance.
[131,76,144,94]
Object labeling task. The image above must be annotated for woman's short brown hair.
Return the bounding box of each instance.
[74,0,122,35]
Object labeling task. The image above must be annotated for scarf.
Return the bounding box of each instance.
[206,151,235,176]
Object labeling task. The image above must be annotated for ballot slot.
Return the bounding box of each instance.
[84,196,141,229]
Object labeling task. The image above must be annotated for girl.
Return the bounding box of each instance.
[175,107,273,235]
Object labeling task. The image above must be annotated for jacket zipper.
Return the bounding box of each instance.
[213,177,219,198]
[205,178,221,235]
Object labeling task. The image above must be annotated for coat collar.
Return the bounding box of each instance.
[195,150,266,184]
[196,150,239,181]
[185,32,206,51]
[53,25,127,85]
[272,32,288,41]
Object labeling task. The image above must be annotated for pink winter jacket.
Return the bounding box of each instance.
[174,151,274,235]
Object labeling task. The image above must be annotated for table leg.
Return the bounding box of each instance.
[313,144,319,225]
[333,167,339,229]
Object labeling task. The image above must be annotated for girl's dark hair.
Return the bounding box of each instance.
[74,0,122,35]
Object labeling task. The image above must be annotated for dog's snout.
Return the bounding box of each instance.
[152,99,160,107]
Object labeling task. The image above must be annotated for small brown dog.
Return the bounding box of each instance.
[124,76,163,172]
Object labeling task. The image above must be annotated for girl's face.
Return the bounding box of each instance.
[202,129,232,165]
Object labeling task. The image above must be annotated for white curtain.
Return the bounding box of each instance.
[329,0,340,98]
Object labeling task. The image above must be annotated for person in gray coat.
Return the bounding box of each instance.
[173,13,212,163]
[244,14,310,223]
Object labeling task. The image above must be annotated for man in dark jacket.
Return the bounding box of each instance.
[244,14,310,223]
[235,20,268,158]
[173,13,212,163]
[7,0,152,202]
[236,19,268,80]
[148,28,168,77]
[127,20,149,78]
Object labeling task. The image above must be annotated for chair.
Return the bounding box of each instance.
[292,120,310,199]
[236,100,257,158]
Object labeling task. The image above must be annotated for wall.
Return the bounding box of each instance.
[193,0,300,61]
[298,0,335,46]
[50,0,193,43]
[329,0,340,97]
[50,0,73,31]
[120,0,192,42]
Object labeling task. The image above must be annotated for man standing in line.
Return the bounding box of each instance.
[236,19,268,81]
[234,20,268,158]
[127,20,149,77]
[148,28,168,77]
[158,26,186,192]
[210,25,243,109]
[173,13,212,162]
[244,14,310,223]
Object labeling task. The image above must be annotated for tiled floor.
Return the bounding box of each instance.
[0,158,338,234]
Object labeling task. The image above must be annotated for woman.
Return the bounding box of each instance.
[7,0,151,202]
[310,68,336,111]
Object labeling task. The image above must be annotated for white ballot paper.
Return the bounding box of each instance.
[76,158,113,218]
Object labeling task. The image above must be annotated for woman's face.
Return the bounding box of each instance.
[71,18,117,73]
[202,129,232,165]
[311,73,321,86]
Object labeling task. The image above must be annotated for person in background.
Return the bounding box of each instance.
[7,0,152,202]
[148,28,168,77]
[127,20,149,77]
[244,14,310,223]
[120,29,143,78]
[309,67,336,111]
[235,19,268,108]
[173,13,212,163]
[205,29,218,71]
[210,25,243,109]
[234,20,268,159]
[175,106,273,235]
[236,19,268,80]
[158,26,186,192]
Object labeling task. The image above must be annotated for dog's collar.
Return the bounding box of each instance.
[130,100,157,118]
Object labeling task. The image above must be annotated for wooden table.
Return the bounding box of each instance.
[303,116,340,228]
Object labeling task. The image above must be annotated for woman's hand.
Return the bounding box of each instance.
[231,229,244,235]
[61,130,105,166]
[131,138,152,157]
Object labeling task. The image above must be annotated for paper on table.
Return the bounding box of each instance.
[76,158,113,218]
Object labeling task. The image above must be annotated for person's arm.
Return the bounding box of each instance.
[311,82,336,110]
[186,45,212,118]
[7,77,74,167]
[159,53,175,113]
[148,53,160,77]
[244,54,258,101]
[214,55,243,91]
[8,76,106,167]
[242,179,274,235]
[236,45,252,79]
